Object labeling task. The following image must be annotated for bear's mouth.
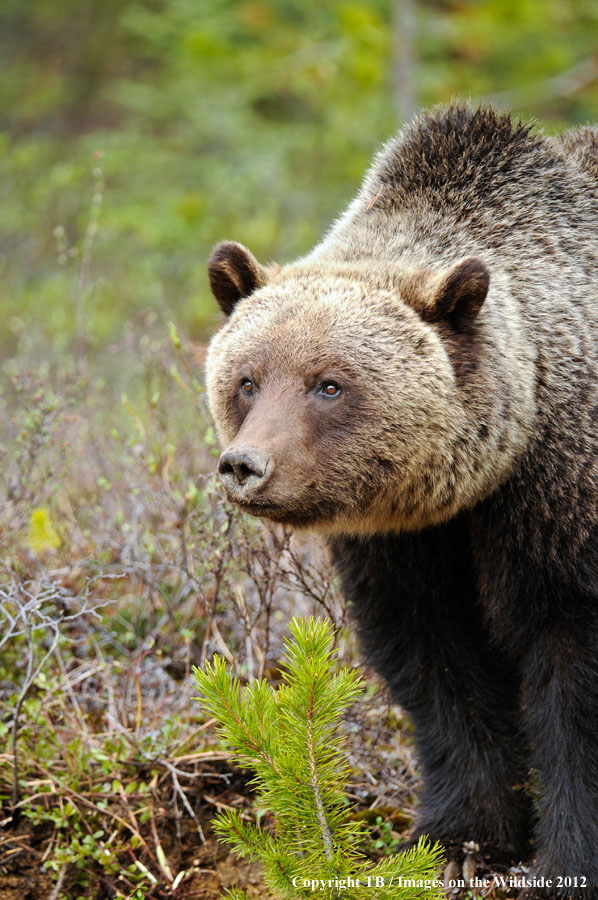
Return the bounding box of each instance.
[234,495,342,530]
[236,499,304,523]
[237,500,282,516]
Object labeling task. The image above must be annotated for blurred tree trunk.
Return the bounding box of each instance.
[392,0,417,124]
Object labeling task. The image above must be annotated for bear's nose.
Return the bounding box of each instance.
[217,449,272,495]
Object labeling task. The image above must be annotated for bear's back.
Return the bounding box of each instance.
[553,125,598,181]
[361,105,598,252]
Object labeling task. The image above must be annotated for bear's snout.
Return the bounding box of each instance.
[218,448,272,499]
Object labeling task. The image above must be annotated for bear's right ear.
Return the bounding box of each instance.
[208,241,271,317]
[402,257,490,330]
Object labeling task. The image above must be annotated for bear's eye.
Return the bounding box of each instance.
[319,381,342,398]
[240,378,255,395]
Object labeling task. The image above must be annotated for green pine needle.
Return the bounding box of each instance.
[193,617,445,900]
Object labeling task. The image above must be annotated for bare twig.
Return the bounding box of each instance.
[48,864,67,900]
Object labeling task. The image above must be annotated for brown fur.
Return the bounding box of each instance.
[552,126,598,180]
[207,105,597,539]
[205,104,598,894]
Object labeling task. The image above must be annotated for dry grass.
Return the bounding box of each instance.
[1,341,419,899]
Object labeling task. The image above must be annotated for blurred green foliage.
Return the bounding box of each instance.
[1,7,597,893]
[1,0,597,357]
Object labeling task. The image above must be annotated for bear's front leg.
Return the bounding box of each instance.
[519,627,598,900]
[330,519,533,867]
[402,638,531,868]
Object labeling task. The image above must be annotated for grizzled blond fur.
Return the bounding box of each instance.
[206,104,598,538]
[205,104,598,891]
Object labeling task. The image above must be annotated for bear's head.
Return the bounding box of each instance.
[205,241,526,535]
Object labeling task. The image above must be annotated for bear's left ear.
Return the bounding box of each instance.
[208,241,274,316]
[403,257,490,328]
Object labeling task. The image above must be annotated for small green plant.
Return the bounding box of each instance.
[371,815,401,856]
[194,617,445,900]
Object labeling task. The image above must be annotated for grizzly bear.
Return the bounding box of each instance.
[205,104,598,899]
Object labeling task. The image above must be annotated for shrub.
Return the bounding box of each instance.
[194,616,445,900]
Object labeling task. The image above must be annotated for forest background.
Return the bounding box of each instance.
[2,0,598,360]
[1,2,597,899]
